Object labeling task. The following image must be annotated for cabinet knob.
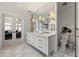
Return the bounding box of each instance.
[33,42,35,44]
[27,40,30,42]
[39,45,42,48]
[38,39,42,41]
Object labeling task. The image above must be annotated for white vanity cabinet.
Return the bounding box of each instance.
[27,32,56,56]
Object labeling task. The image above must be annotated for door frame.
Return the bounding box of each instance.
[2,13,23,46]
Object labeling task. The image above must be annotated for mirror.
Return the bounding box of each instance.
[32,11,56,33]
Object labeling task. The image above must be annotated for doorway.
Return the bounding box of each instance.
[2,13,22,46]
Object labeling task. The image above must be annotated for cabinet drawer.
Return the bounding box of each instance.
[38,40,48,54]
[27,33,48,55]
[37,36,47,42]
[37,44,48,54]
[27,39,37,47]
[38,38,47,47]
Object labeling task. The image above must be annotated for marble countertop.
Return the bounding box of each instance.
[27,31,56,37]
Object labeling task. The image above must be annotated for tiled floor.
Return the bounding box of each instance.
[0,42,75,57]
[0,43,45,57]
[57,47,75,57]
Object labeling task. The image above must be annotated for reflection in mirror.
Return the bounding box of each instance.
[33,11,56,33]
[5,17,13,40]
[16,19,21,39]
[49,11,56,31]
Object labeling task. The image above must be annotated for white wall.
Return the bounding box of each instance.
[76,2,79,57]
[23,12,32,42]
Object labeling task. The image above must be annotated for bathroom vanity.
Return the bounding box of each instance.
[27,9,57,56]
[27,31,56,56]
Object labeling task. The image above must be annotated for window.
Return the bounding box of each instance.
[4,16,13,40]
[5,23,12,31]
[5,17,13,31]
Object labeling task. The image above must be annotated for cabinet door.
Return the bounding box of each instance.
[37,36,48,54]
[27,34,38,47]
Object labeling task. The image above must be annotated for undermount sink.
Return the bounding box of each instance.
[38,31,50,34]
[34,31,56,36]
[43,32,50,34]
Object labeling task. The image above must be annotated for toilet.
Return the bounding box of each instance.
[60,33,69,52]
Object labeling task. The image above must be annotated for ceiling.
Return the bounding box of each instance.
[0,2,56,24]
[36,2,56,15]
[15,2,48,12]
[0,2,48,14]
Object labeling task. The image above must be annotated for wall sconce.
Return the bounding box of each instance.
[32,18,35,22]
[16,18,18,21]
[39,16,42,20]
[49,11,56,18]
[42,17,45,21]
[39,16,45,22]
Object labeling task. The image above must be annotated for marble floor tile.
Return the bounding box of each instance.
[0,42,75,57]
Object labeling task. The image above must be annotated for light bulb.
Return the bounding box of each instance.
[39,16,42,20]
[32,19,35,22]
[16,18,18,21]
[42,17,45,21]
[49,11,56,18]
